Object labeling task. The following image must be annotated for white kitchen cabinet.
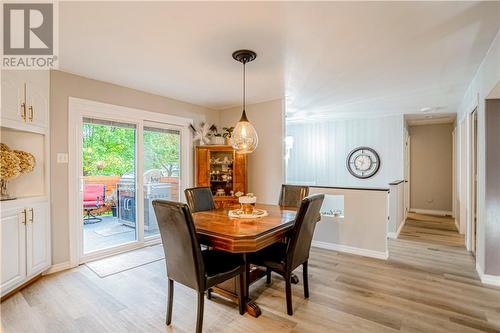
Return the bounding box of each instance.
[25,71,49,128]
[0,70,49,131]
[0,207,27,294]
[26,201,50,277]
[1,70,25,123]
[0,198,50,297]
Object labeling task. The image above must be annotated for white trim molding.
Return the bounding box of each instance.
[409,208,453,216]
[312,241,388,260]
[43,262,72,275]
[388,218,406,239]
[68,97,192,267]
[476,262,500,287]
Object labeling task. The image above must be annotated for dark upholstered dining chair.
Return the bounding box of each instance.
[249,194,325,316]
[152,200,246,333]
[185,187,216,212]
[278,184,310,208]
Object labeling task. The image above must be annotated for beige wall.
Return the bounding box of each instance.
[309,187,389,258]
[50,70,218,265]
[218,99,284,205]
[409,123,453,212]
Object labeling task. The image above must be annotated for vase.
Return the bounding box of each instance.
[210,137,225,145]
[0,179,15,201]
[241,203,255,215]
[239,195,256,215]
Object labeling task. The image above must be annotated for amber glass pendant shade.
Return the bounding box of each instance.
[231,110,258,154]
[231,49,258,154]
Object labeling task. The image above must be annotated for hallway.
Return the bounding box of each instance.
[394,213,475,281]
[399,213,465,247]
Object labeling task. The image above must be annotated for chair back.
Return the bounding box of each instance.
[152,200,204,290]
[286,194,325,270]
[184,187,216,212]
[83,183,105,207]
[278,184,309,208]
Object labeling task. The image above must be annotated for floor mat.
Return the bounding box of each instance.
[93,223,134,237]
[85,244,165,277]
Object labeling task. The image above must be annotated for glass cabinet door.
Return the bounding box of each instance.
[209,150,234,196]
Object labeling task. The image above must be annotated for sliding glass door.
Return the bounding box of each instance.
[143,124,181,238]
[82,118,138,254]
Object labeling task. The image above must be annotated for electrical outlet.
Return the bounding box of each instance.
[57,153,69,164]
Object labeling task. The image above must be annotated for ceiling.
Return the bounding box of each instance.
[58,2,500,118]
[405,113,456,126]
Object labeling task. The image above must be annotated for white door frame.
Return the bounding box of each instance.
[404,130,410,219]
[68,97,192,267]
[467,108,478,254]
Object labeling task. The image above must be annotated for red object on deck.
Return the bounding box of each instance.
[83,183,105,208]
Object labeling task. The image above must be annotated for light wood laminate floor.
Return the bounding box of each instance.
[399,213,465,247]
[2,218,499,332]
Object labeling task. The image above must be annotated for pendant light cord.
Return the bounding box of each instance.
[243,61,246,111]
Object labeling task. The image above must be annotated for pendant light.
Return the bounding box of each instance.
[231,49,258,154]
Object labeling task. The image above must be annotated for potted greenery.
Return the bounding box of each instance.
[106,189,118,217]
[209,125,225,145]
[222,127,234,145]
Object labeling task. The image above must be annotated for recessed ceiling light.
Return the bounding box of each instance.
[420,107,433,113]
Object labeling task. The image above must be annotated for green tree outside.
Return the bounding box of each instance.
[83,123,180,177]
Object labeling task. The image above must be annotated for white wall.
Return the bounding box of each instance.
[388,181,405,237]
[310,186,389,259]
[457,31,500,282]
[218,99,284,204]
[286,115,405,188]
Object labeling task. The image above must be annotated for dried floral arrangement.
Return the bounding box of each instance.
[0,143,36,200]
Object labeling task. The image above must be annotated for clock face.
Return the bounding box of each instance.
[347,147,380,179]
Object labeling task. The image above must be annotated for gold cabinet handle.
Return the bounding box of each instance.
[28,105,34,122]
[21,102,27,121]
[21,83,27,122]
[29,208,34,223]
[22,209,27,224]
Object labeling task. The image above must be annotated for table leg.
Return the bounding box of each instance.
[242,254,262,318]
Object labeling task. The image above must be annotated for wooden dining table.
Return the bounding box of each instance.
[191,203,297,317]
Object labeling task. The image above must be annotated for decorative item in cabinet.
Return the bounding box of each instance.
[195,145,247,208]
[0,143,36,201]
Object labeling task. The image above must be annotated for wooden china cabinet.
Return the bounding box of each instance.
[195,145,247,208]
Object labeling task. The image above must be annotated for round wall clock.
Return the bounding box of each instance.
[346,147,380,179]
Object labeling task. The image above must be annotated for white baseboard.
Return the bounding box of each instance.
[43,261,71,275]
[476,262,500,287]
[409,208,453,216]
[388,219,407,239]
[312,240,388,260]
